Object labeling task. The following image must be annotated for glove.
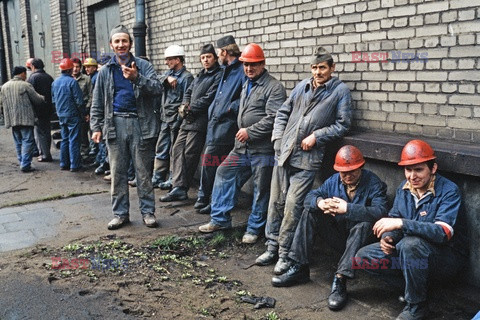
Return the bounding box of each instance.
[273,139,281,156]
[240,295,276,309]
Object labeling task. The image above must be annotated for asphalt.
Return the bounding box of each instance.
[0,124,479,319]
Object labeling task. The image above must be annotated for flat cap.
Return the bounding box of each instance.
[12,66,27,76]
[109,24,131,41]
[200,44,217,57]
[216,35,236,48]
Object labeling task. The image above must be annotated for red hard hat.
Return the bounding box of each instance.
[239,43,265,63]
[59,58,74,70]
[398,139,436,166]
[333,145,365,172]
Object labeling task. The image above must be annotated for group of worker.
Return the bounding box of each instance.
[0,23,468,320]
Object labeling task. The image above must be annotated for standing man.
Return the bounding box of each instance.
[90,25,162,230]
[152,45,193,189]
[270,145,388,312]
[356,140,468,320]
[194,35,246,214]
[258,47,352,274]
[160,44,222,202]
[83,57,99,87]
[1,66,44,172]
[72,58,92,157]
[51,58,84,172]
[198,43,287,244]
[25,58,34,80]
[28,58,54,162]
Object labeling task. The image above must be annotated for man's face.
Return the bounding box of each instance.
[243,61,265,80]
[200,53,217,70]
[217,48,227,65]
[339,168,362,186]
[404,162,437,193]
[165,57,180,70]
[311,61,335,87]
[110,33,132,60]
[85,65,97,75]
[72,63,81,77]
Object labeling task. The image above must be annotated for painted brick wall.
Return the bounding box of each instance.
[141,0,479,143]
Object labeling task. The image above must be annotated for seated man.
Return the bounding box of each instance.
[356,140,468,320]
[269,145,388,312]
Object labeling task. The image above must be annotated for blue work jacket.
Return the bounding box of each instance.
[51,73,84,118]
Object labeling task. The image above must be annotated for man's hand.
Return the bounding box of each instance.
[122,62,138,81]
[273,139,281,156]
[373,218,403,238]
[318,197,347,216]
[92,131,102,144]
[380,236,396,255]
[85,114,90,122]
[236,128,249,143]
[167,76,177,89]
[301,133,316,151]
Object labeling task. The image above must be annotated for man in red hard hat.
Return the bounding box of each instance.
[51,58,84,172]
[356,140,468,320]
[270,145,388,312]
[199,43,287,244]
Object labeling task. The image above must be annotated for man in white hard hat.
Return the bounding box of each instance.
[152,45,193,190]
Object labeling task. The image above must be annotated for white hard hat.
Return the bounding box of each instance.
[165,45,185,58]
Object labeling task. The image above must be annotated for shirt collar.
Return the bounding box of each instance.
[403,174,436,198]
[169,66,186,77]
[305,76,335,93]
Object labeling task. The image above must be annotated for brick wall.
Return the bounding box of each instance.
[141,0,479,143]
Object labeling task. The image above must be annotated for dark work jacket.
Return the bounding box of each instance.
[181,62,222,132]
[304,169,388,223]
[234,70,286,155]
[385,174,468,257]
[28,70,54,118]
[273,76,352,171]
[206,58,246,146]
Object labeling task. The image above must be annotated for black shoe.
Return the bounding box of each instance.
[198,204,211,214]
[396,302,427,320]
[95,165,105,175]
[70,167,82,172]
[159,187,188,202]
[271,263,310,287]
[60,166,69,171]
[21,166,36,173]
[194,197,209,210]
[159,179,173,190]
[256,250,278,266]
[328,275,348,311]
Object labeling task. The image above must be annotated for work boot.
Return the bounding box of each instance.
[327,275,348,311]
[396,302,427,320]
[159,187,188,202]
[198,204,211,214]
[107,216,130,230]
[271,263,310,287]
[198,222,228,233]
[241,232,258,244]
[159,178,173,190]
[274,257,291,275]
[152,172,166,188]
[142,214,158,228]
[194,197,209,210]
[255,250,278,266]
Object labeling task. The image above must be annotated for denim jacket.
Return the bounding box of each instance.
[273,76,352,170]
[90,54,162,140]
[159,66,193,124]
[52,73,84,118]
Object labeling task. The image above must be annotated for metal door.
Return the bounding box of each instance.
[94,1,120,58]
[29,0,54,76]
[6,0,24,69]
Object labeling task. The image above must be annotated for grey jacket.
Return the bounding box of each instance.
[273,76,352,170]
[90,55,162,140]
[1,76,44,128]
[234,70,286,154]
[159,66,194,125]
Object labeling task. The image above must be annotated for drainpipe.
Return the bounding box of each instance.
[133,0,147,58]
[0,14,7,84]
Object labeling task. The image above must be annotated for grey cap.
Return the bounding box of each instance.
[311,46,333,65]
[109,24,131,41]
[216,35,236,48]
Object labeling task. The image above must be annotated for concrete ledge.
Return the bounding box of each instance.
[343,131,480,177]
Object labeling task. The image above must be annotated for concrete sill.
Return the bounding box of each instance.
[343,131,480,178]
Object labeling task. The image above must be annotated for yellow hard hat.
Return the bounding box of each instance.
[83,57,98,66]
